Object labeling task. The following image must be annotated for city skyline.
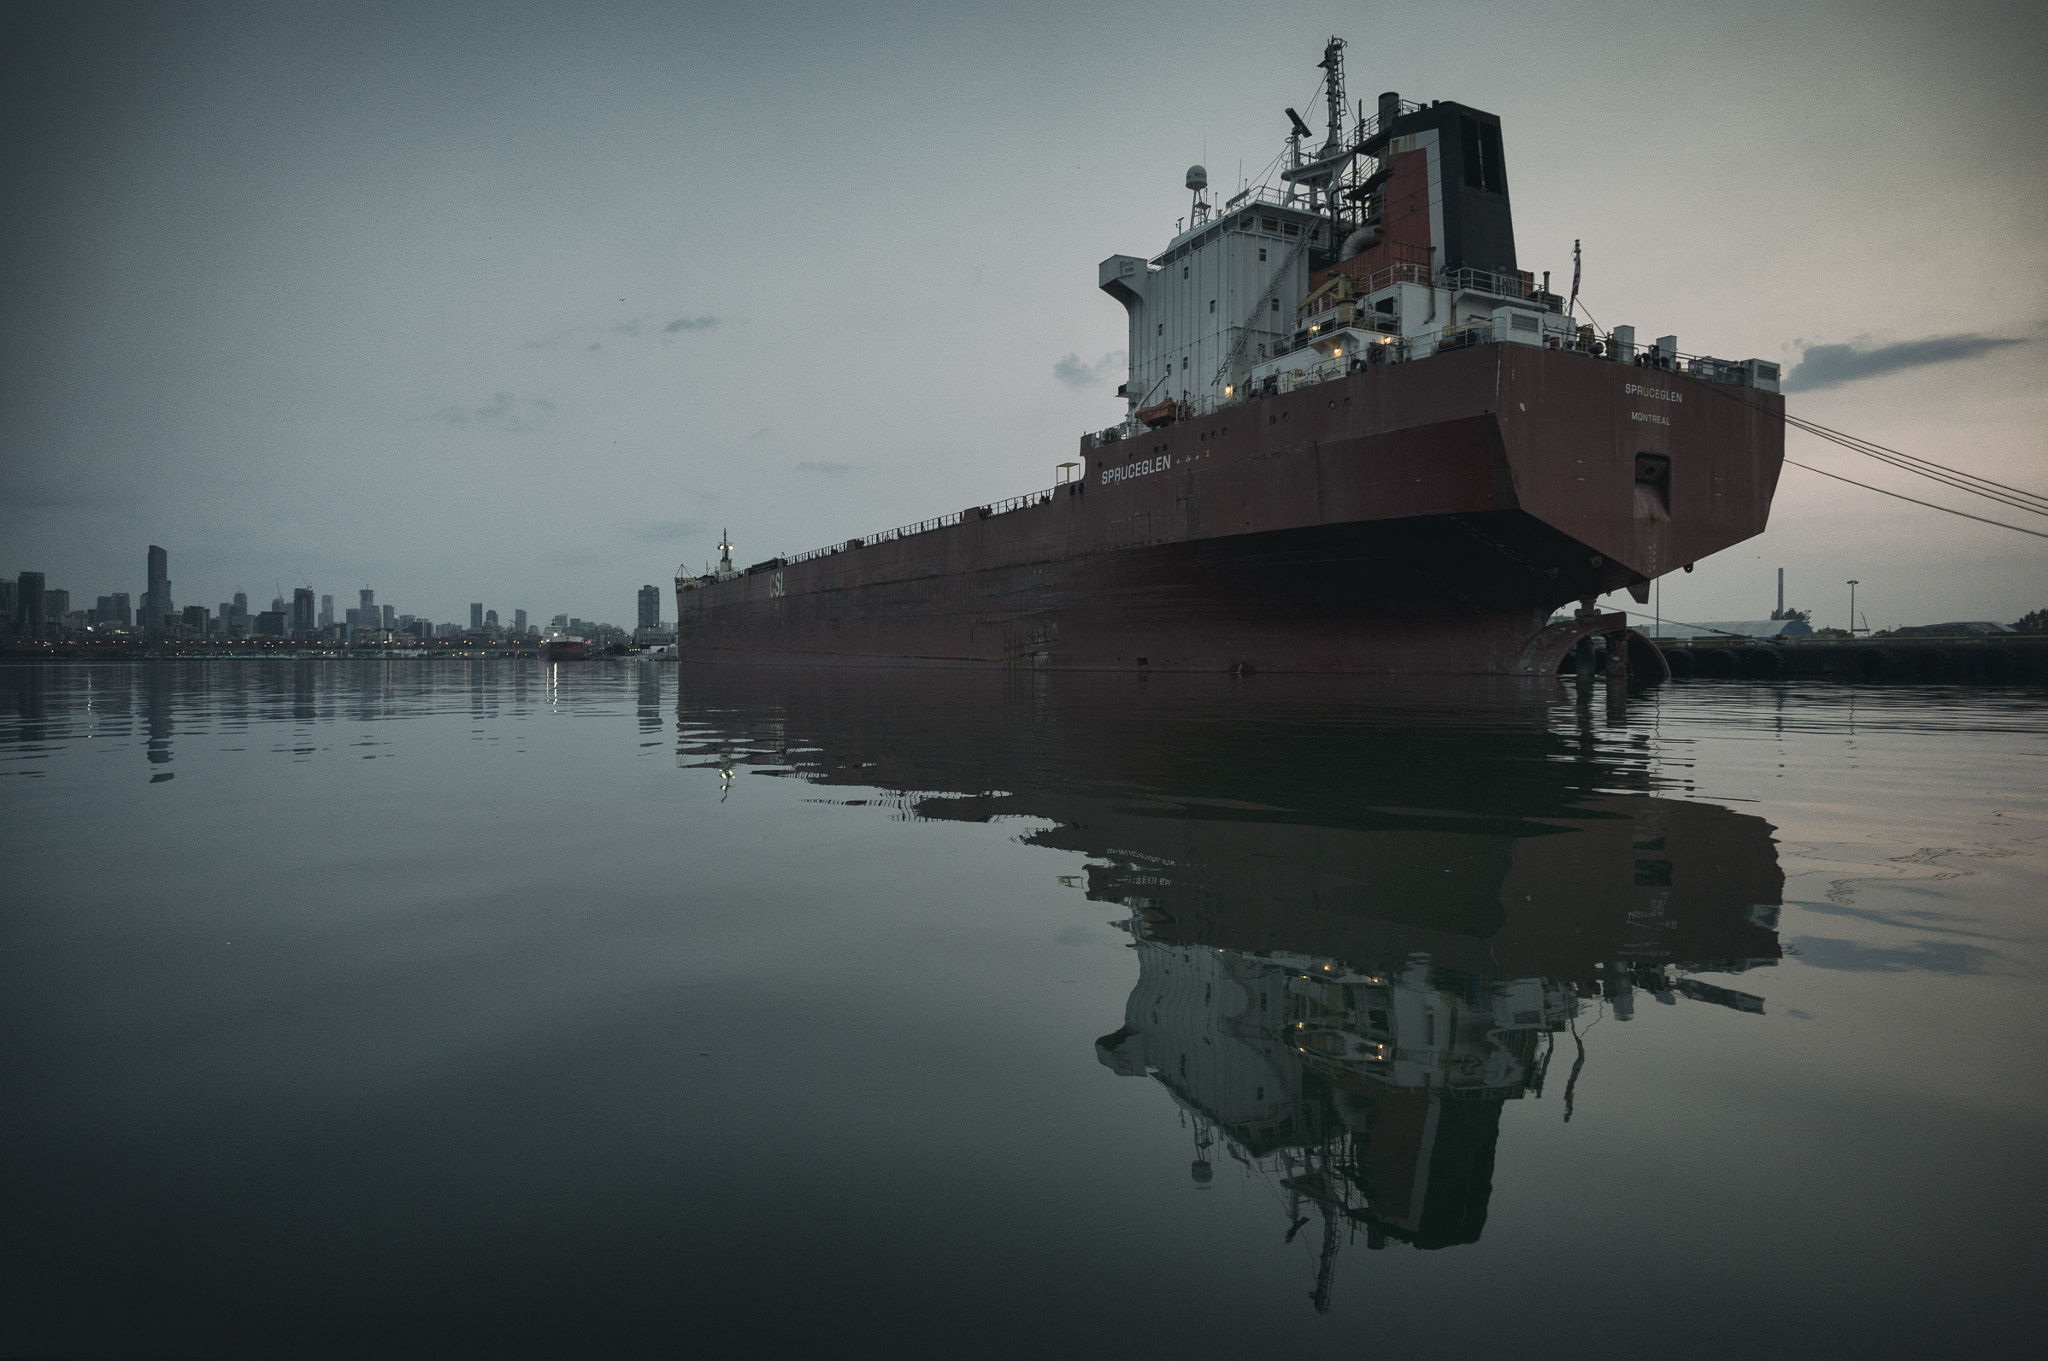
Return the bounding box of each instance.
[4,540,659,641]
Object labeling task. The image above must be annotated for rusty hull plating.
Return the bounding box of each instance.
[676,344,1782,674]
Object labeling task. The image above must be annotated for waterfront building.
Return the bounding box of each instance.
[255,610,287,637]
[105,592,131,628]
[44,589,70,620]
[142,545,170,629]
[15,572,46,639]
[514,609,527,634]
[638,585,660,631]
[470,603,484,631]
[292,588,316,635]
[0,580,15,632]
[182,605,210,633]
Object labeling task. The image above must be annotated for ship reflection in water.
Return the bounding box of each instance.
[676,668,1784,1312]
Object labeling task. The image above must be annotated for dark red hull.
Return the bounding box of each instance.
[677,345,1781,674]
[539,639,587,661]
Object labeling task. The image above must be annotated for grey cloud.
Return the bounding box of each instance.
[796,460,853,477]
[749,427,770,440]
[663,315,719,333]
[1783,334,2028,392]
[628,519,704,542]
[428,392,555,433]
[1053,350,1125,389]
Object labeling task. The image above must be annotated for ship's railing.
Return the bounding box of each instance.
[1353,97,1426,148]
[1215,184,1320,217]
[782,486,1062,566]
[1439,266,1557,306]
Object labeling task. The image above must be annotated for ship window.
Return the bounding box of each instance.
[1208,299,1215,313]
[1271,298,1279,311]
[1259,248,1267,261]
[1183,265,1189,279]
[1261,216,1278,231]
[1157,323,1163,335]
[1283,223,1299,236]
[1182,357,1189,369]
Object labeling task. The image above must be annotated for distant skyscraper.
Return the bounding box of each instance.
[0,580,15,631]
[16,572,46,639]
[107,592,131,627]
[381,604,394,629]
[44,589,70,619]
[318,593,334,627]
[292,588,316,634]
[142,545,170,628]
[359,588,375,620]
[484,609,499,629]
[514,609,527,634]
[637,584,660,630]
[470,602,483,630]
[233,591,249,618]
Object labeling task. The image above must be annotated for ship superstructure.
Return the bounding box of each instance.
[677,38,1785,676]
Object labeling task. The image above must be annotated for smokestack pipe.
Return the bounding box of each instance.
[1777,568,1784,615]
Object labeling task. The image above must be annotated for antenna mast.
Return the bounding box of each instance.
[1319,36,1346,157]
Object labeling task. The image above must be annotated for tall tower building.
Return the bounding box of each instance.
[319,594,334,627]
[470,602,484,631]
[292,588,316,634]
[514,608,527,634]
[15,572,47,638]
[232,591,249,618]
[637,584,661,631]
[143,545,170,628]
[359,587,375,620]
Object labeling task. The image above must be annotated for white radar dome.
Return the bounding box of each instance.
[1185,164,1208,192]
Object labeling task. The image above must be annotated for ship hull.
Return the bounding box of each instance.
[678,346,1781,675]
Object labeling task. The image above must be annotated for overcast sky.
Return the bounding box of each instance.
[3,0,2043,630]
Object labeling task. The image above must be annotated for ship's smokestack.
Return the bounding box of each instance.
[1378,90,1400,131]
[1777,568,1784,615]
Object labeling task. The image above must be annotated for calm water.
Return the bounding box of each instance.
[3,661,2044,1355]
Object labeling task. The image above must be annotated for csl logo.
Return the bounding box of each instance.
[770,572,785,598]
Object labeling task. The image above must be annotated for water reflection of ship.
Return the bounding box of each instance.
[1096,920,1774,1310]
[671,669,1784,1308]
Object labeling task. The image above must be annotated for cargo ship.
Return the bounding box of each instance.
[538,629,587,662]
[677,38,1784,675]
